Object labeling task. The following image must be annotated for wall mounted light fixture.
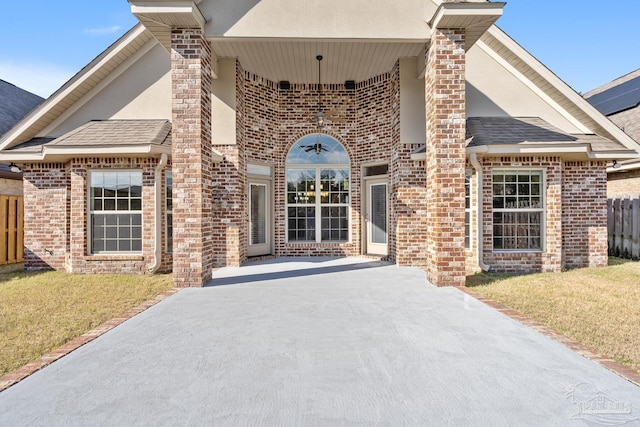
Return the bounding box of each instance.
[9,163,22,173]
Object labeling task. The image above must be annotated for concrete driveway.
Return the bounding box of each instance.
[1,257,639,426]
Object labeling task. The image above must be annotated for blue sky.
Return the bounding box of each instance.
[1,1,639,98]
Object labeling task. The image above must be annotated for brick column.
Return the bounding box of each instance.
[424,29,467,287]
[171,28,214,287]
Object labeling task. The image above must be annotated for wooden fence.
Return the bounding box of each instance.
[0,195,24,265]
[608,196,640,260]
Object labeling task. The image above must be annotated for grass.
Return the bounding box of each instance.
[0,270,173,377]
[467,258,640,374]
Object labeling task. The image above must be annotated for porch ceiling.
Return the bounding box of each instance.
[211,39,426,83]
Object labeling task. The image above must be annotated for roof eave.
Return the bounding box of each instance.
[0,144,224,164]
[464,143,639,160]
[429,2,505,49]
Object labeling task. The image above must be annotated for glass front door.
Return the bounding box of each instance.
[248,180,271,256]
[366,180,388,256]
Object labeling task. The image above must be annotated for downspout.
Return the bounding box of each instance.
[148,153,168,274]
[469,152,490,272]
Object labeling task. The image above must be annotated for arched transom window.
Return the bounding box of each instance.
[286,134,350,242]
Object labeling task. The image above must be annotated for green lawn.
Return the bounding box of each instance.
[0,270,173,377]
[467,258,640,374]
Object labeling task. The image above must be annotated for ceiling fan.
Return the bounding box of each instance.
[299,141,328,155]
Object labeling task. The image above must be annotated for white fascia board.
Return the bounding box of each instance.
[0,152,47,162]
[486,26,640,154]
[131,1,206,29]
[430,3,504,28]
[466,144,639,160]
[0,145,171,163]
[1,145,223,163]
[44,145,171,156]
[0,25,149,152]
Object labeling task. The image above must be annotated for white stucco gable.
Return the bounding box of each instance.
[42,42,171,138]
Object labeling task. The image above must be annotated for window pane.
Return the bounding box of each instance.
[287,207,315,242]
[117,199,129,211]
[287,169,315,204]
[492,207,542,250]
[321,206,348,242]
[286,134,349,165]
[91,213,142,254]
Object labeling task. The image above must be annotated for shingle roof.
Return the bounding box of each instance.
[0,80,44,137]
[411,117,631,158]
[465,117,625,152]
[7,120,171,153]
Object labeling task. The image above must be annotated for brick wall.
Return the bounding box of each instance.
[170,28,214,287]
[67,157,162,274]
[562,161,608,268]
[424,29,467,286]
[23,163,68,270]
[238,63,398,260]
[23,157,171,274]
[479,157,607,273]
[608,169,640,196]
[482,156,563,274]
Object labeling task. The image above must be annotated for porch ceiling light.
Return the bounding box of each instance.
[9,162,22,173]
[315,111,326,129]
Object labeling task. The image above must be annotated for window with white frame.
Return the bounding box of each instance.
[492,170,544,251]
[465,169,471,249]
[166,171,172,253]
[89,171,142,253]
[286,134,350,242]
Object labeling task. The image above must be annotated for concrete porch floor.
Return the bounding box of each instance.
[0,257,639,426]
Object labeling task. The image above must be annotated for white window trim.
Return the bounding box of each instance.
[491,168,546,253]
[87,169,144,255]
[465,168,472,250]
[285,164,352,244]
[165,171,172,254]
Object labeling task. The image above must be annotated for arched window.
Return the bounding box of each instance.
[286,134,350,242]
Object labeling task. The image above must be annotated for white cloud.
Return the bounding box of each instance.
[84,25,122,36]
[0,61,75,98]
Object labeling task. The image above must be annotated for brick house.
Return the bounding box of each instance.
[1,0,639,287]
[584,69,640,196]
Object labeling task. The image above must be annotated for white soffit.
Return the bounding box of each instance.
[130,1,206,50]
[429,2,505,49]
[211,40,425,84]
